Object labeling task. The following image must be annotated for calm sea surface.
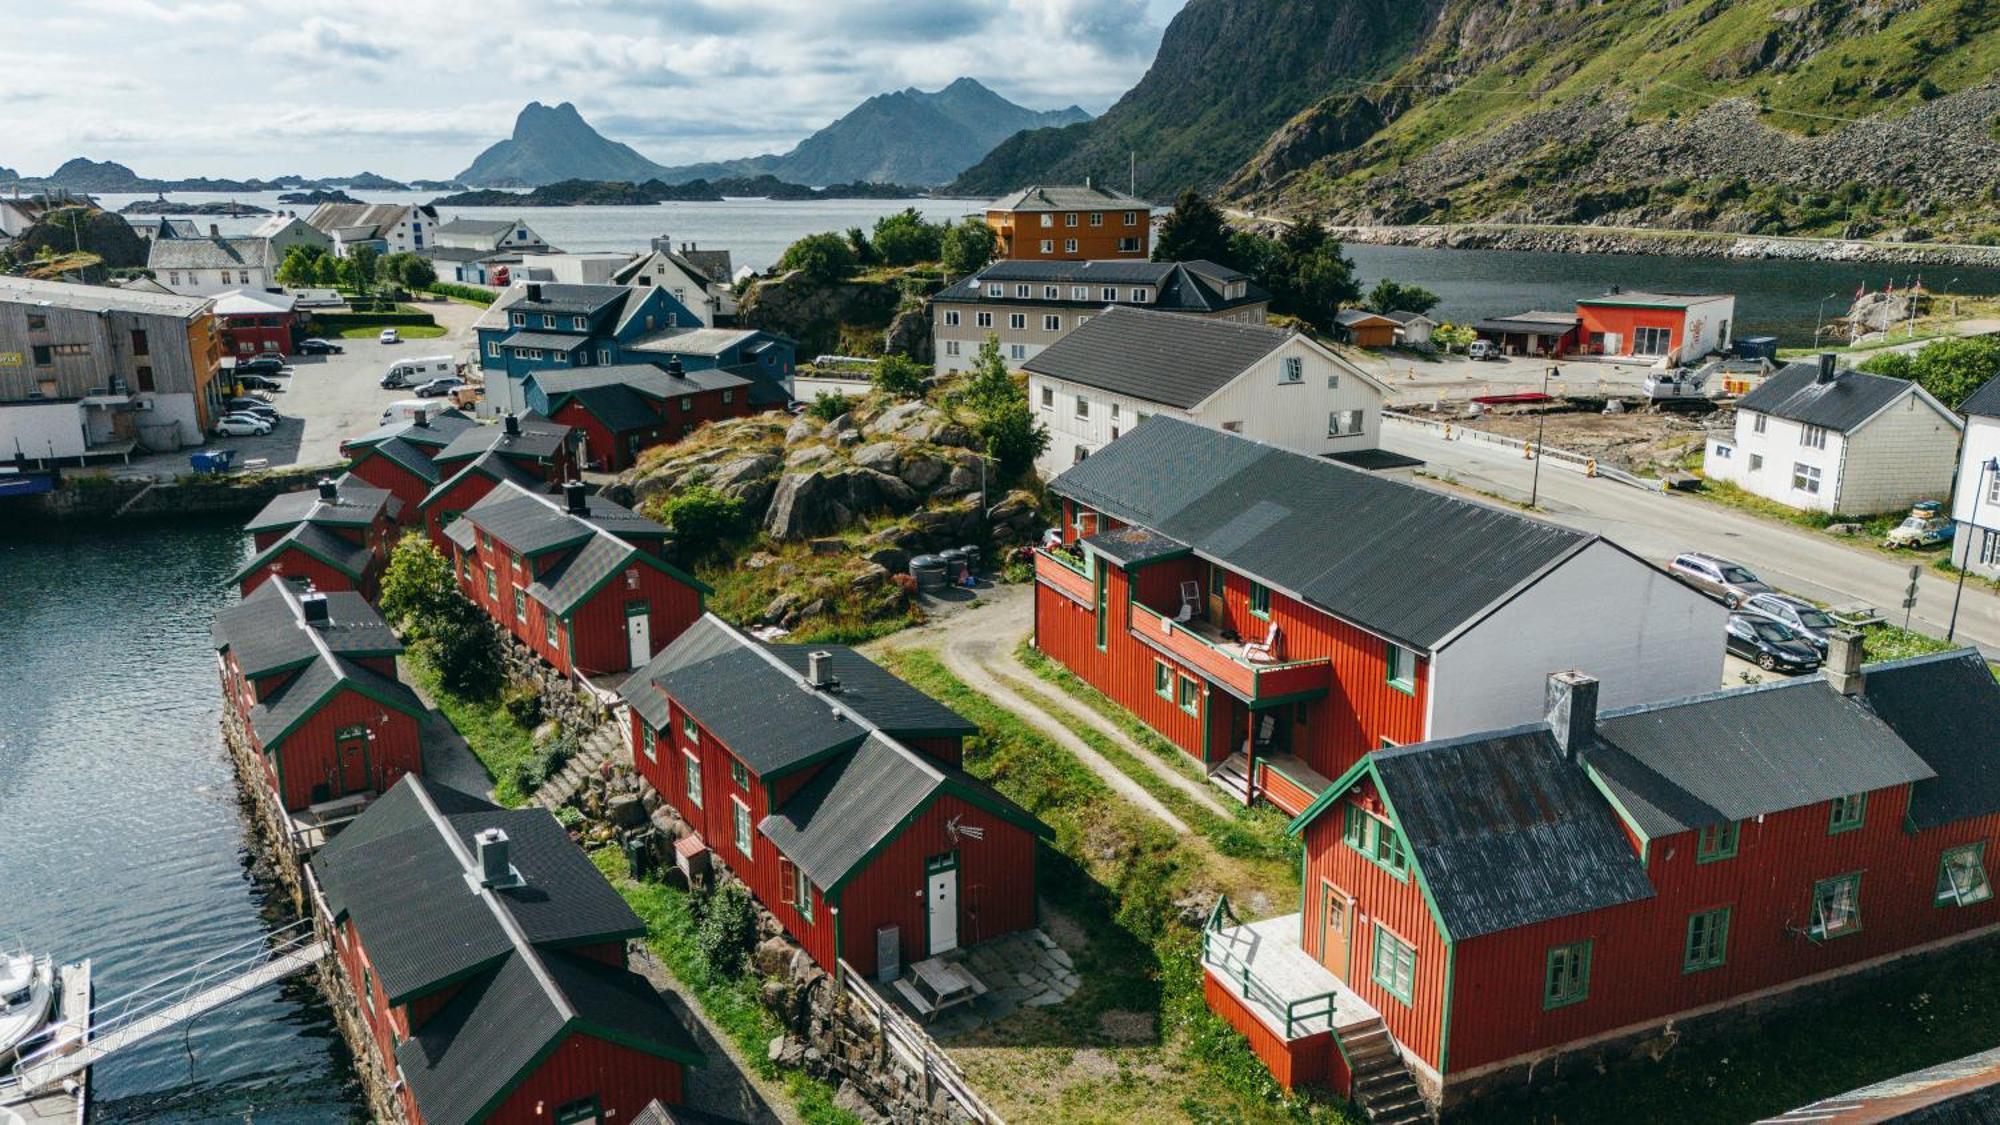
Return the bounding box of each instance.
[0,520,361,1122]
[93,189,2000,345]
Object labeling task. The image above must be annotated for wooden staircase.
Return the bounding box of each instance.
[1209,751,1252,804]
[1339,1018,1434,1124]
[530,723,625,810]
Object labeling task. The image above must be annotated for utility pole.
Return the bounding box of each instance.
[1529,366,1554,510]
[1949,456,1998,642]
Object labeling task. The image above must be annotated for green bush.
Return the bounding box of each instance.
[694,881,759,978]
[940,218,996,275]
[501,684,545,728]
[426,280,496,305]
[807,392,852,422]
[657,483,745,552]
[777,232,857,283]
[871,208,944,266]
[871,353,927,399]
[309,309,439,332]
[419,612,504,698]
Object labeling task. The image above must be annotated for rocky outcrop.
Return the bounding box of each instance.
[1323,222,2000,268]
[1227,94,1384,193]
[883,305,931,359]
[736,270,902,357]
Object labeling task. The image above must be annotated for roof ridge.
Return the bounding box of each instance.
[1862,646,1988,675]
[490,478,639,558]
[1597,672,1821,720]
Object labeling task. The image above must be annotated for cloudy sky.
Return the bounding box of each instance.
[2,0,1183,180]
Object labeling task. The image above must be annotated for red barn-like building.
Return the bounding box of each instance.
[418,413,575,550]
[447,480,703,679]
[212,582,426,812]
[308,776,704,1125]
[214,288,299,358]
[1203,644,2000,1115]
[523,362,755,473]
[619,614,1048,979]
[233,476,401,598]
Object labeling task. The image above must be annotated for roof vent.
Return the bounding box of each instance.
[526,282,543,302]
[806,650,837,690]
[564,479,588,516]
[503,412,521,437]
[316,478,338,502]
[300,592,331,628]
[666,356,684,378]
[1546,670,1598,760]
[412,408,428,429]
[471,827,525,890]
[1817,353,1838,384]
[1825,629,1865,696]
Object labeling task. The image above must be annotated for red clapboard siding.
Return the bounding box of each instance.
[1204,970,1338,1092]
[425,474,499,551]
[239,547,367,599]
[902,735,964,769]
[1444,786,2000,1074]
[1303,787,1451,1071]
[1034,572,1209,757]
[265,687,423,811]
[346,453,431,526]
[553,398,652,474]
[481,1031,686,1125]
[336,920,402,1074]
[1257,763,1318,818]
[565,564,702,677]
[835,792,1039,977]
[663,384,756,435]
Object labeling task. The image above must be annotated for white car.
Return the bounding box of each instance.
[379,328,400,344]
[215,414,273,437]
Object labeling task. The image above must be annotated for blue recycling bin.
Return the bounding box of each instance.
[189,450,236,474]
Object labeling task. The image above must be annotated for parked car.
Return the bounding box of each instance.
[1885,502,1955,549]
[235,355,290,376]
[414,376,466,399]
[1739,593,1838,651]
[1669,552,1774,607]
[296,338,344,355]
[379,328,400,344]
[224,401,279,422]
[214,414,273,437]
[236,374,285,392]
[1467,340,1500,361]
[1725,613,1823,673]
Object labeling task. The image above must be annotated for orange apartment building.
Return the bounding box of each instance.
[984,184,1152,261]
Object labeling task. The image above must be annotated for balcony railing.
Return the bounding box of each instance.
[1033,547,1095,605]
[1204,897,1342,1041]
[1128,601,1329,701]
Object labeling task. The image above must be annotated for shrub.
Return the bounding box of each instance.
[426,280,496,305]
[554,805,585,831]
[777,231,857,283]
[501,683,545,728]
[419,611,505,698]
[657,483,745,553]
[939,217,996,275]
[807,392,852,422]
[694,881,759,978]
[871,208,944,266]
[871,353,928,399]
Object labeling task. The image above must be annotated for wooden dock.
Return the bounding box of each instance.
[1,960,92,1124]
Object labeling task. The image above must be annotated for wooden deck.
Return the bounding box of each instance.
[1203,913,1376,1040]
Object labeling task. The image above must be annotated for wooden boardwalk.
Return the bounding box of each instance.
[10,942,324,1095]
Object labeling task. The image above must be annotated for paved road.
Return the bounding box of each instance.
[1383,419,2000,655]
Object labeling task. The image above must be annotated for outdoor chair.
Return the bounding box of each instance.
[1175,581,1201,623]
[1243,621,1281,664]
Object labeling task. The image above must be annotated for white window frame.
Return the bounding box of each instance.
[943,310,960,326]
[1793,462,1822,494]
[1044,314,1061,331]
[1801,425,1828,450]
[1280,356,1303,384]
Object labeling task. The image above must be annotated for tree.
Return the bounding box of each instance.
[961,336,1015,413]
[312,253,341,288]
[348,244,380,292]
[845,227,878,267]
[958,336,1047,478]
[275,244,328,289]
[655,484,744,553]
[940,217,996,275]
[1365,279,1441,317]
[1153,190,1234,264]
[873,353,928,399]
[872,208,943,267]
[378,534,461,635]
[1267,218,1360,332]
[379,251,437,291]
[378,534,504,696]
[1861,336,2000,410]
[777,232,857,283]
[1432,323,1477,353]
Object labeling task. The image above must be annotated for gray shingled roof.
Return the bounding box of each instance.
[529,362,749,399]
[1052,418,1593,651]
[437,218,516,237]
[1023,306,1292,408]
[1962,375,2000,418]
[935,260,1266,314]
[527,534,637,615]
[433,413,570,465]
[244,476,396,533]
[341,409,479,454]
[462,480,668,556]
[1861,650,2000,830]
[357,436,443,484]
[419,449,546,514]
[212,581,399,678]
[147,235,268,271]
[1585,678,1936,839]
[498,329,585,352]
[1736,362,1922,433]
[247,651,423,747]
[987,184,1150,211]
[1368,727,1655,939]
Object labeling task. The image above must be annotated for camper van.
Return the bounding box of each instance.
[380,399,437,426]
[379,355,458,389]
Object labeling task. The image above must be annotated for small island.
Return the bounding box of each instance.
[119,198,271,216]
[276,189,359,205]
[430,175,926,207]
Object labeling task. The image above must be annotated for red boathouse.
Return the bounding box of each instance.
[233,476,401,598]
[417,412,575,550]
[523,361,755,472]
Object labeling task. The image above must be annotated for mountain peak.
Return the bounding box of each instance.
[458,101,668,187]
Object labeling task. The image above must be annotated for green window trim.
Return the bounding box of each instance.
[683,750,703,810]
[1683,907,1730,972]
[1177,674,1200,716]
[1937,842,1993,907]
[1209,565,1225,598]
[1697,821,1740,864]
[1829,793,1867,835]
[1249,581,1271,619]
[731,759,750,789]
[1154,660,1172,700]
[640,724,657,762]
[732,796,753,855]
[1810,873,1863,941]
[794,864,815,922]
[1371,923,1416,1005]
[544,614,559,647]
[681,713,699,743]
[483,566,497,598]
[513,589,527,623]
[1543,941,1592,1010]
[1342,803,1410,881]
[1385,642,1416,695]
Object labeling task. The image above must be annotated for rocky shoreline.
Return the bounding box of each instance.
[1323,222,2000,268]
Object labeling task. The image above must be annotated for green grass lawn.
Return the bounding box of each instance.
[1684,480,1947,564]
[404,650,535,806]
[338,323,449,340]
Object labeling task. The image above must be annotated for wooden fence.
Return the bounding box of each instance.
[837,960,1005,1124]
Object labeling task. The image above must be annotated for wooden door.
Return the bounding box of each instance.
[1321,880,1352,983]
[926,852,960,956]
[335,726,371,796]
[1207,561,1227,627]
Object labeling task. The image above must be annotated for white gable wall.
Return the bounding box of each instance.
[1831,391,1960,514]
[1427,541,1727,740]
[1703,409,1850,513]
[1951,413,2000,579]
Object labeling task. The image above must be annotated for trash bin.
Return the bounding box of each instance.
[909,555,947,589]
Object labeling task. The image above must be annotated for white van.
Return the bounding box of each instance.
[380,399,437,426]
[379,355,458,389]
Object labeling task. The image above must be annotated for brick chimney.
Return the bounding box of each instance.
[1546,670,1599,759]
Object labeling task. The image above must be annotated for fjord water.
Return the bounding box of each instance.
[0,520,361,1122]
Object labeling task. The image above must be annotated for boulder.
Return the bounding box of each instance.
[785,414,820,444]
[852,442,901,473]
[832,1081,888,1125]
[864,546,910,574]
[809,537,846,556]
[825,412,856,435]
[939,461,982,497]
[833,429,863,447]
[884,305,931,359]
[853,562,891,590]
[897,451,950,491]
[786,444,834,468]
[754,935,794,977]
[761,591,802,624]
[711,452,779,490]
[865,400,930,437]
[605,794,647,828]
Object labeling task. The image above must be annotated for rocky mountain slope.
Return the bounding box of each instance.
[956,0,2000,242]
[455,102,672,187]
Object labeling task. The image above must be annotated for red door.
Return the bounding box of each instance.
[335,726,371,795]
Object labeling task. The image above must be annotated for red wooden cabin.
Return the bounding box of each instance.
[619,614,1048,979]
[1034,418,1719,817]
[1203,641,2000,1115]
[418,413,575,551]
[212,582,425,812]
[234,476,400,598]
[309,776,704,1125]
[524,362,755,472]
[447,480,703,679]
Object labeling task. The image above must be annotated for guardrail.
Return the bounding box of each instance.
[1383,411,1666,493]
[1201,896,1340,1041]
[837,961,1004,1123]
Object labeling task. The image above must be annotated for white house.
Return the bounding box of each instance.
[434,218,549,253]
[147,233,274,297]
[304,202,440,257]
[1382,310,1438,348]
[611,239,738,328]
[1021,305,1391,480]
[1951,376,2000,579]
[250,213,333,261]
[1705,355,1961,514]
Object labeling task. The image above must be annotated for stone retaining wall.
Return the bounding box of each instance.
[11,464,342,523]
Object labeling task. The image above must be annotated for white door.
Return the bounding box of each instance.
[625,606,650,668]
[926,858,959,956]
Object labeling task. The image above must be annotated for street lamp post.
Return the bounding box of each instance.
[1530,366,1554,510]
[1948,456,1999,643]
[1813,292,1838,346]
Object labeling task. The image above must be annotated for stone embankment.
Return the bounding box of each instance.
[1324,222,2000,268]
[11,464,340,523]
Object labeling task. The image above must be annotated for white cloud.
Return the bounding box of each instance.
[2,0,1183,179]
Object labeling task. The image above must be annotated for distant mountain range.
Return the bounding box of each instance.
[0,158,458,194]
[454,80,1090,189]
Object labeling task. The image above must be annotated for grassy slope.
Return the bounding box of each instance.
[404,650,534,806]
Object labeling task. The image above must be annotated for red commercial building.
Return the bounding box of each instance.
[446,480,704,679]
[233,476,401,598]
[1202,644,2000,1115]
[213,288,300,358]
[522,362,754,472]
[212,582,425,812]
[308,775,704,1125]
[619,614,1048,979]
[1033,418,1720,816]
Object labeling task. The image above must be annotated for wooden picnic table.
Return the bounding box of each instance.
[892,958,985,1022]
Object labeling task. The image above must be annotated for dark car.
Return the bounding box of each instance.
[1725,614,1822,673]
[296,338,344,355]
[236,355,290,376]
[1740,593,1838,651]
[236,374,285,392]
[225,398,279,420]
[414,377,466,398]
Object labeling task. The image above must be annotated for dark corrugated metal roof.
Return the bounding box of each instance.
[212,582,399,678]
[244,477,394,532]
[1586,678,1936,838]
[1081,525,1189,568]
[529,363,749,400]
[1736,362,1916,433]
[1051,418,1591,650]
[568,384,660,433]
[227,521,372,587]
[1962,375,2000,418]
[1023,307,1292,408]
[1327,448,1425,471]
[1862,650,2000,830]
[463,481,668,556]
[760,733,941,887]
[498,330,586,352]
[434,413,571,465]
[936,260,1265,313]
[528,534,634,615]
[1371,727,1655,939]
[419,449,545,513]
